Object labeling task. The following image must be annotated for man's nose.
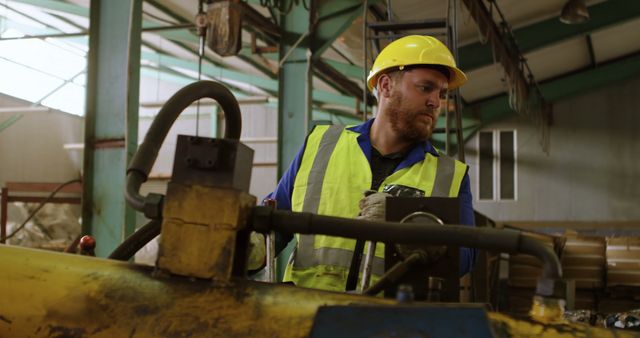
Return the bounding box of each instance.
[426,92,441,109]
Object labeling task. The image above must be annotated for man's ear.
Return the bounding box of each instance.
[377,74,394,98]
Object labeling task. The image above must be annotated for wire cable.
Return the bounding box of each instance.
[4,179,81,241]
[143,10,178,25]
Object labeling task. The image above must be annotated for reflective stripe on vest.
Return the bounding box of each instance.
[292,125,387,274]
[289,125,466,281]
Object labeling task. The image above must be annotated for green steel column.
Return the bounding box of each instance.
[275,0,313,280]
[277,0,312,178]
[82,0,142,257]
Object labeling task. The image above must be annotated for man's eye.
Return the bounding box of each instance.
[419,85,432,92]
[439,92,447,100]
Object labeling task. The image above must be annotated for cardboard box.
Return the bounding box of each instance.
[563,237,606,256]
[508,265,542,288]
[508,231,562,288]
[606,237,640,287]
[598,297,640,313]
[561,235,605,290]
[563,267,604,289]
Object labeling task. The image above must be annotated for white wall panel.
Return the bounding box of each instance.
[0,95,83,186]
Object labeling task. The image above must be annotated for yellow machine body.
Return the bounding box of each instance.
[1,244,637,338]
[0,244,394,337]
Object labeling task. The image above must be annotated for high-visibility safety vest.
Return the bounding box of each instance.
[283,125,469,292]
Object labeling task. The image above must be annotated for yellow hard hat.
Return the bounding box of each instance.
[367,35,467,91]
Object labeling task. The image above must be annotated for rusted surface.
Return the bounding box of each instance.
[93,138,125,149]
[488,311,640,338]
[0,244,401,337]
[47,325,87,338]
[158,183,255,280]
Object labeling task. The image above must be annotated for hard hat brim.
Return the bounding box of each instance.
[367,64,468,91]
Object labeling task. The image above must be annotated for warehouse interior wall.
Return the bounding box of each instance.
[0,94,84,186]
[466,74,640,222]
[137,103,278,201]
[1,90,278,230]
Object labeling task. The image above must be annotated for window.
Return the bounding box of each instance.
[0,7,88,116]
[478,130,517,201]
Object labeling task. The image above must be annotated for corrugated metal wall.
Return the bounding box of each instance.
[465,75,640,221]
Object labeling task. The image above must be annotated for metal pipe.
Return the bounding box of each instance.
[140,96,269,108]
[450,0,466,162]
[364,252,421,296]
[362,0,369,122]
[0,107,50,113]
[266,231,276,282]
[0,24,196,41]
[251,207,562,282]
[125,80,242,212]
[359,241,377,291]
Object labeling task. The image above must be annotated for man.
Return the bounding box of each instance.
[266,35,476,292]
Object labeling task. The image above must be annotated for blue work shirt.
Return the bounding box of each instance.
[267,119,477,275]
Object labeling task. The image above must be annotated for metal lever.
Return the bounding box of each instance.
[359,241,376,291]
[263,198,277,283]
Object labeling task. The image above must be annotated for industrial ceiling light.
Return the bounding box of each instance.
[560,0,590,24]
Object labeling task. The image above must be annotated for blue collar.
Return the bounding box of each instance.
[347,119,439,172]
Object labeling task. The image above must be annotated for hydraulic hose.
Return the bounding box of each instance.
[125,80,242,213]
[520,233,563,284]
[109,219,162,261]
[251,207,563,281]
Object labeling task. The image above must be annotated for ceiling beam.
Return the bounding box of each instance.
[459,0,640,71]
[145,50,365,110]
[7,0,87,17]
[11,0,371,98]
[1,8,366,113]
[464,51,640,123]
[144,0,277,78]
[312,0,372,58]
[238,1,370,99]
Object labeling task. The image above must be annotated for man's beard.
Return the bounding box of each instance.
[386,90,438,143]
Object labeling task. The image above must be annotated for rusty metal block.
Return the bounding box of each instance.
[157,183,256,280]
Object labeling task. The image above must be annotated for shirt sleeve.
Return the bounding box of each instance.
[458,173,477,276]
[263,143,306,254]
[264,142,306,210]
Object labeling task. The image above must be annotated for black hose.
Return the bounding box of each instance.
[519,233,562,282]
[252,207,562,281]
[125,172,146,212]
[125,80,242,212]
[109,219,161,261]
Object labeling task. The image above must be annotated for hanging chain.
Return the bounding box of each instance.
[194,0,207,137]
